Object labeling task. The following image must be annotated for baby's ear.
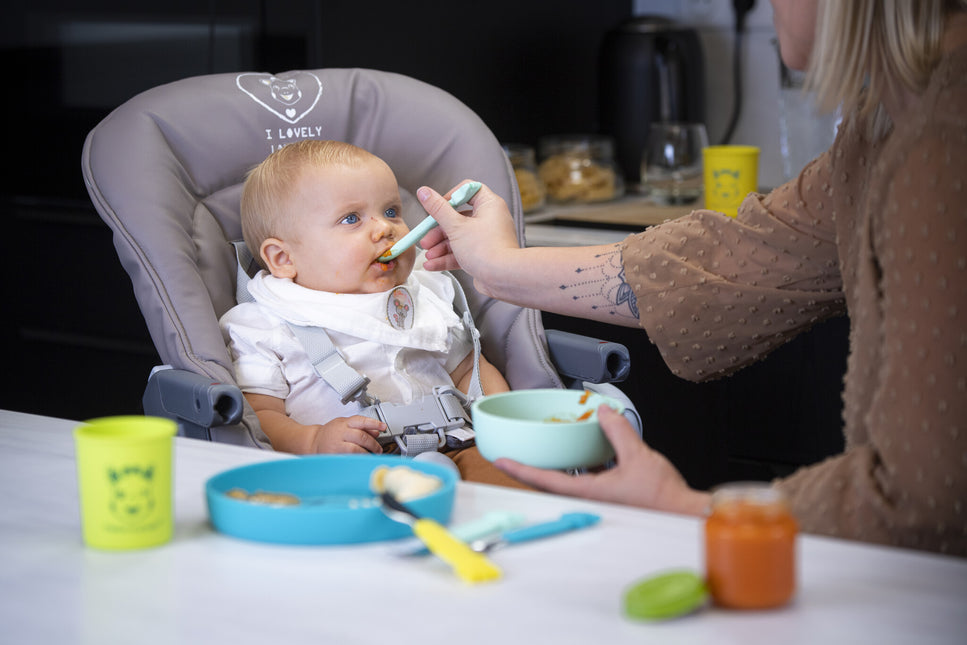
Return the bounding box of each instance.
[260,238,297,279]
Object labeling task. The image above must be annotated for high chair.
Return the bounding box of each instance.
[81,68,640,449]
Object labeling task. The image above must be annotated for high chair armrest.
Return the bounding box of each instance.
[581,381,643,438]
[142,366,245,441]
[545,329,631,385]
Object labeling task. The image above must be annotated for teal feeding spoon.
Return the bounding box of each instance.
[378,181,482,262]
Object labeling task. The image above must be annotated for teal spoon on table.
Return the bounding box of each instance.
[378,181,482,262]
[470,512,601,553]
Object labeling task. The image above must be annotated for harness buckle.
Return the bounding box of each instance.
[365,386,473,456]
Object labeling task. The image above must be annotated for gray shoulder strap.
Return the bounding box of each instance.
[448,275,483,402]
[232,240,259,305]
[288,325,374,405]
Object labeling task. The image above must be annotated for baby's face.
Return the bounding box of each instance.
[276,157,415,294]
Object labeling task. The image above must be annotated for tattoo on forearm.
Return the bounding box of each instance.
[559,249,639,319]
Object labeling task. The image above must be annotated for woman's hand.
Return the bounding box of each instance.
[417,182,522,289]
[495,405,711,516]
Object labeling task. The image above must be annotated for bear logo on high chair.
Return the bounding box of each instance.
[236,72,323,124]
[107,465,157,526]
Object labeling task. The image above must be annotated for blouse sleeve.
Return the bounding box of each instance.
[620,151,847,382]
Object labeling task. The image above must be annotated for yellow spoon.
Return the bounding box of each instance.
[371,466,502,584]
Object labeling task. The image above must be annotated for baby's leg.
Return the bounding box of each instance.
[445,446,535,491]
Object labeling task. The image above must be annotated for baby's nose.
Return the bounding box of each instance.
[370,217,395,240]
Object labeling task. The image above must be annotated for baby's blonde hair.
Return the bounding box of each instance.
[807,0,965,137]
[240,139,379,266]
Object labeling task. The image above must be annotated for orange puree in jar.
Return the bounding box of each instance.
[704,483,797,609]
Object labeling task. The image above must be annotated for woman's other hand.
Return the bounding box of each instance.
[495,405,711,516]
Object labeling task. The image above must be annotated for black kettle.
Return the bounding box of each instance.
[598,16,706,184]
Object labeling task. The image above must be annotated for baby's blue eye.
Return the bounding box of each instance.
[384,207,399,219]
[340,213,360,225]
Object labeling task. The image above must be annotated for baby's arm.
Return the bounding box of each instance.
[244,392,385,455]
[449,353,510,397]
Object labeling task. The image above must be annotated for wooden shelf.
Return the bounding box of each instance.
[524,193,699,229]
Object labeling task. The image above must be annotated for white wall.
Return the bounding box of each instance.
[633,0,790,189]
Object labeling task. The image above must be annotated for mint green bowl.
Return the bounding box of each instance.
[471,389,622,469]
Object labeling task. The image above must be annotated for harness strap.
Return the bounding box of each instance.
[289,326,375,406]
[452,282,484,402]
[397,433,442,457]
[232,240,259,305]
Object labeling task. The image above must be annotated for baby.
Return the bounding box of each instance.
[220,139,524,487]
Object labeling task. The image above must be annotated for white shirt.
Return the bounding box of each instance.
[219,263,472,426]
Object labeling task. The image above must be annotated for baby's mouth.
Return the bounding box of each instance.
[375,250,396,271]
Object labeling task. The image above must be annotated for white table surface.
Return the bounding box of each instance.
[2,409,965,645]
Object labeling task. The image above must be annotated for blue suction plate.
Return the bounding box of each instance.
[205,455,457,545]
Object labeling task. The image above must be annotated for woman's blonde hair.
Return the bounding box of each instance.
[807,0,964,135]
[240,139,378,265]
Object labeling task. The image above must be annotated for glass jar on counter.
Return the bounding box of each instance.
[503,144,545,213]
[704,483,798,609]
[537,134,624,204]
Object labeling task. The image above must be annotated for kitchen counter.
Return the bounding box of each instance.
[523,192,697,246]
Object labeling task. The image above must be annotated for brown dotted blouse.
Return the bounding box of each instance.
[621,45,967,556]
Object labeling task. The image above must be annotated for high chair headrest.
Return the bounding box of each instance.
[83,68,522,378]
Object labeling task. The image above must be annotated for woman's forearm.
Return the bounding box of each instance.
[418,183,644,327]
[477,243,642,327]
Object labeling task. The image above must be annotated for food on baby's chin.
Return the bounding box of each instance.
[370,465,443,502]
[225,488,301,506]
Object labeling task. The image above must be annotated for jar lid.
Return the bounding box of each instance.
[624,570,708,621]
[710,482,789,511]
[538,134,615,158]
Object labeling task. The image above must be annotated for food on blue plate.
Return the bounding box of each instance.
[370,465,442,502]
[225,488,300,506]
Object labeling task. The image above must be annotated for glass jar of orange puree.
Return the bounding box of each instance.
[704,483,797,609]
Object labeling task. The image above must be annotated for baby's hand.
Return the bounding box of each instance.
[308,416,385,454]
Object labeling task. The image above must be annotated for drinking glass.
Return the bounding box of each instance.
[641,122,708,205]
[776,41,839,181]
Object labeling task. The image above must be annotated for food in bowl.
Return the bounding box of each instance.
[471,389,622,469]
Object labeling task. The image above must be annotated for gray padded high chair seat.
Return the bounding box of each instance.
[82,68,636,448]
